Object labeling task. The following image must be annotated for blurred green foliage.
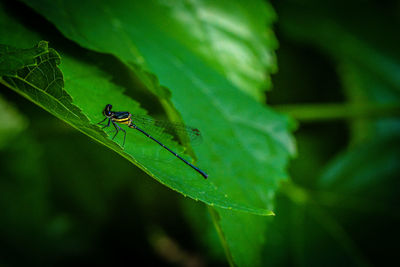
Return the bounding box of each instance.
[0,0,399,266]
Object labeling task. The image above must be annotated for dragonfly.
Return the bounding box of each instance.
[98,104,208,179]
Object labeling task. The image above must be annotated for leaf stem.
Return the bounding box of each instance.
[273,102,400,122]
[208,207,236,267]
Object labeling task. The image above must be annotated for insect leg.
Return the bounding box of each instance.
[112,121,126,146]
[97,117,108,126]
[102,118,111,129]
[111,121,120,140]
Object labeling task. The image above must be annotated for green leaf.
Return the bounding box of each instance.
[12,1,294,265]
[319,134,400,193]
[141,0,279,100]
[339,62,400,142]
[214,208,271,266]
[19,0,295,215]
[0,40,263,215]
[23,0,277,101]
[0,2,295,219]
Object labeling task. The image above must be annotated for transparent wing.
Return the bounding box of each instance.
[130,114,203,145]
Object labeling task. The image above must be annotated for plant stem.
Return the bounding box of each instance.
[273,102,400,122]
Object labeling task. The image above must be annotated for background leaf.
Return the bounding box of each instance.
[0,94,27,147]
[256,0,400,265]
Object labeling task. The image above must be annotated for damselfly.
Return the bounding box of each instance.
[98,104,208,179]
